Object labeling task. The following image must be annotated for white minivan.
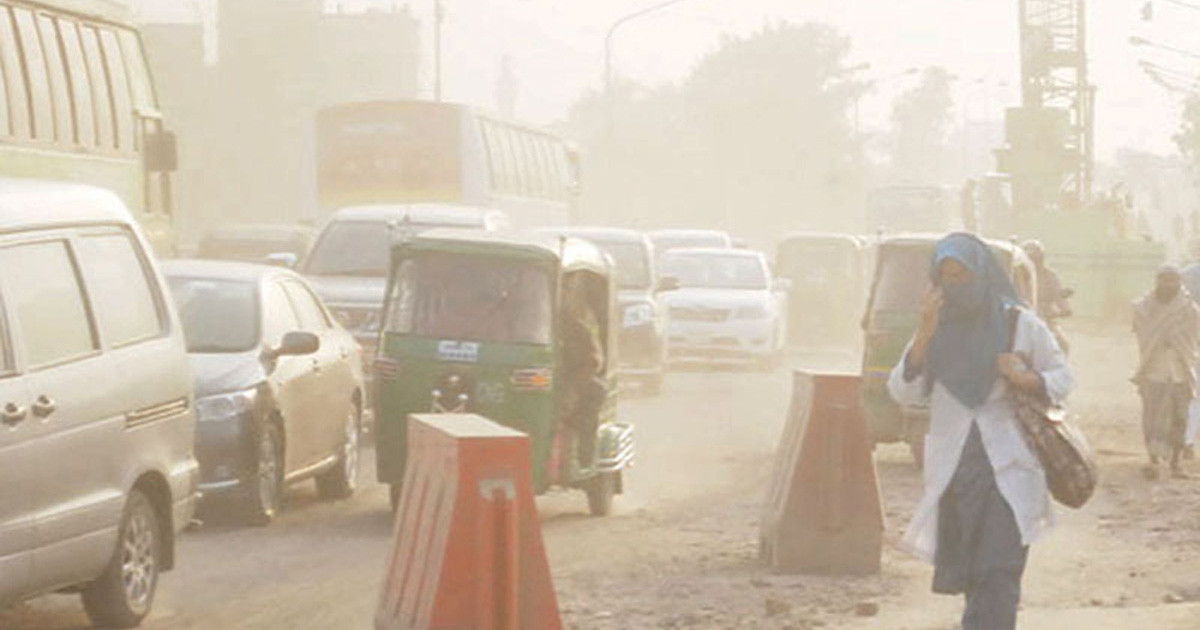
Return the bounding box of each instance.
[0,181,198,628]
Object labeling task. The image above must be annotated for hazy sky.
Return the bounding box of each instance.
[137,0,1200,161]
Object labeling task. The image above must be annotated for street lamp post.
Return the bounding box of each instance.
[604,0,698,132]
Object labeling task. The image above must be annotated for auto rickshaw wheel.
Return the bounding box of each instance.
[586,472,615,517]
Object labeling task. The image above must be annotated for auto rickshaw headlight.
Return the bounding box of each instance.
[623,303,653,327]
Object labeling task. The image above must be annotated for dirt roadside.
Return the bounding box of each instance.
[553,326,1200,630]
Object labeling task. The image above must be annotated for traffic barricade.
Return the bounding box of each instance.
[759,370,885,575]
[376,414,562,630]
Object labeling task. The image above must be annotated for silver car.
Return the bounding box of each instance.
[0,181,198,628]
[163,261,365,525]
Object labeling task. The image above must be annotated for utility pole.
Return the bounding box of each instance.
[434,0,445,101]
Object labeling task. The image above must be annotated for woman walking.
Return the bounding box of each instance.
[888,233,1073,630]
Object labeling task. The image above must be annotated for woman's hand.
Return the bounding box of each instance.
[998,353,1042,392]
[908,288,942,369]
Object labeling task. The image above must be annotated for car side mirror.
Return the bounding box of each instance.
[145,130,178,173]
[265,252,298,269]
[270,331,320,359]
[655,275,681,293]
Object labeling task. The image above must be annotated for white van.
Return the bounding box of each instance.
[0,180,198,628]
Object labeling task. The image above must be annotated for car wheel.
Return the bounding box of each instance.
[317,402,361,500]
[82,490,161,629]
[244,422,284,525]
[585,472,615,517]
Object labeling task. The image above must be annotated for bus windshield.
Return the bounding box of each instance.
[387,254,553,345]
[317,102,462,204]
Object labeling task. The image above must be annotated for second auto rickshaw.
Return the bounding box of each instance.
[373,230,634,515]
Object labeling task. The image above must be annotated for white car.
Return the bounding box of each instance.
[659,248,788,366]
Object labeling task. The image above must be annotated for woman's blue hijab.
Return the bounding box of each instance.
[926,233,1019,409]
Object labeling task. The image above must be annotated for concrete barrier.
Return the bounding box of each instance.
[760,371,885,575]
[375,414,561,630]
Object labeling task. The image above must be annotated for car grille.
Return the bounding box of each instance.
[670,306,729,322]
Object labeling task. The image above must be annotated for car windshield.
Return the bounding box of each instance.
[661,253,767,290]
[167,277,260,353]
[593,240,651,290]
[387,253,553,344]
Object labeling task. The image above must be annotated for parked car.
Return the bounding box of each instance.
[302,204,509,365]
[649,229,733,259]
[0,181,198,628]
[659,248,788,367]
[537,227,676,393]
[162,260,365,524]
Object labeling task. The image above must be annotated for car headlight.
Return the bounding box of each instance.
[195,388,257,423]
[734,304,770,320]
[623,303,654,327]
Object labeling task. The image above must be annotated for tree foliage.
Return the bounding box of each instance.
[563,22,867,241]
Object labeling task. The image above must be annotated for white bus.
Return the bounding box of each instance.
[316,99,579,227]
[0,0,178,253]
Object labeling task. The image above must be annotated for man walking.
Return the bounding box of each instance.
[1133,265,1200,479]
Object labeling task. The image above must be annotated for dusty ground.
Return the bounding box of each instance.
[3,327,1198,629]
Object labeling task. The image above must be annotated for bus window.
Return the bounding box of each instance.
[59,18,94,147]
[80,25,114,150]
[480,120,503,192]
[99,29,132,151]
[13,9,53,142]
[117,29,154,111]
[0,7,28,139]
[501,126,524,196]
[37,15,73,145]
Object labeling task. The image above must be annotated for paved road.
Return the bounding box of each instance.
[2,364,793,629]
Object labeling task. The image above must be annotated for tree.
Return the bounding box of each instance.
[888,66,955,184]
[562,21,868,241]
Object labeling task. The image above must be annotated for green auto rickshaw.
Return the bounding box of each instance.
[860,234,1038,465]
[774,232,874,352]
[373,229,634,515]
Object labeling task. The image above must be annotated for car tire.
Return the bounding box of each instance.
[317,401,361,500]
[586,472,615,517]
[244,421,284,526]
[81,490,161,629]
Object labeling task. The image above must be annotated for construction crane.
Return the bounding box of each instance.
[997,0,1094,211]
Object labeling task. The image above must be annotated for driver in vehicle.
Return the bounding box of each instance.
[560,275,606,465]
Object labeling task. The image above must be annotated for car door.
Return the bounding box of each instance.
[0,237,124,590]
[281,279,354,462]
[260,280,323,473]
[0,292,35,604]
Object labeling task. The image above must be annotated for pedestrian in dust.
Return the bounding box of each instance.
[1132,264,1199,479]
[888,233,1073,630]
